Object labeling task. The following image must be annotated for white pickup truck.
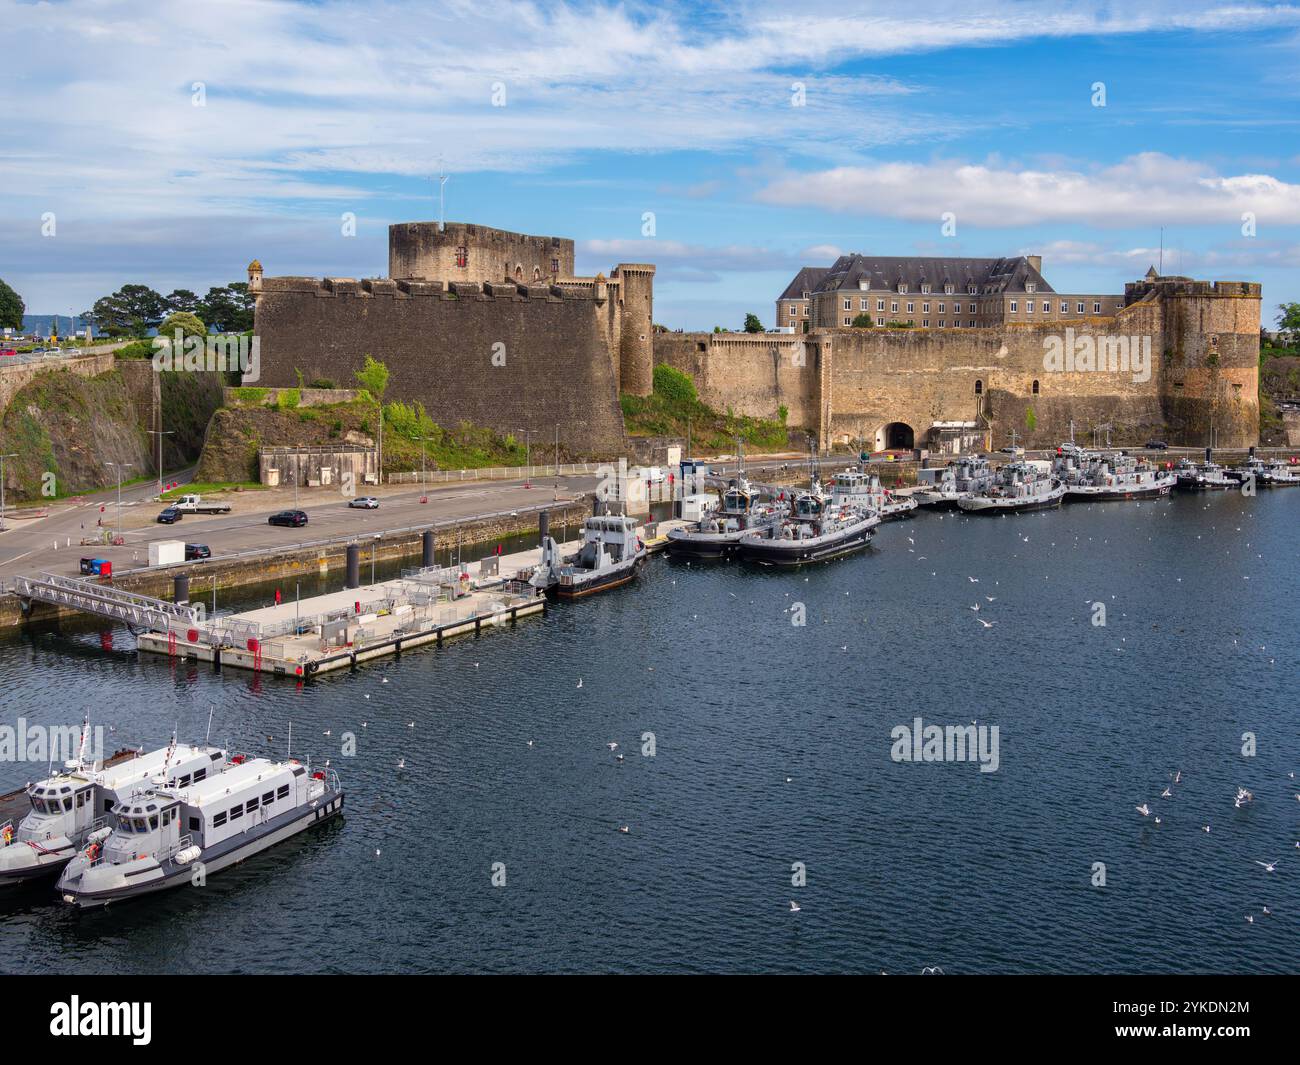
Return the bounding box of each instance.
[171,493,232,514]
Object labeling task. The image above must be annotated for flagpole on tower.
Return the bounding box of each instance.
[437,169,449,233]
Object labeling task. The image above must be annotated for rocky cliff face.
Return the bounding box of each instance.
[0,364,224,502]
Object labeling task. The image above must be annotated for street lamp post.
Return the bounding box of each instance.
[414,436,430,496]
[516,429,533,474]
[0,452,17,533]
[105,462,132,540]
[146,429,174,499]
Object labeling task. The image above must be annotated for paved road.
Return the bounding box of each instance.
[0,473,600,582]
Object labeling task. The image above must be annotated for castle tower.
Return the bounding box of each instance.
[1125,274,1261,447]
[613,263,655,396]
[248,259,263,295]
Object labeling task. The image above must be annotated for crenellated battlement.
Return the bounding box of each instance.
[260,274,619,304]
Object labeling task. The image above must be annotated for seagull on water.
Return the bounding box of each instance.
[607,742,619,750]
[618,825,630,834]
[789,900,801,912]
[968,576,979,583]
[1136,803,1151,817]
[976,618,996,628]
[1160,786,1172,798]
[1255,860,1279,873]
[397,758,405,769]
[576,678,583,688]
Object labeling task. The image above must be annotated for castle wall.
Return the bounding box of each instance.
[614,264,655,396]
[653,332,818,427]
[253,277,625,456]
[664,278,1260,452]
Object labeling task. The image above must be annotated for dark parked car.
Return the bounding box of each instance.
[268,510,308,528]
[184,543,211,561]
[1144,440,1169,450]
[157,507,183,524]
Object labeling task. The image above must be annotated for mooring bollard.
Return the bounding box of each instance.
[346,543,360,590]
[422,530,434,569]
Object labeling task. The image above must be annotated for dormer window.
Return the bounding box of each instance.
[968,285,977,295]
[945,284,954,295]
[897,283,907,294]
[920,283,931,294]
[1026,282,1036,294]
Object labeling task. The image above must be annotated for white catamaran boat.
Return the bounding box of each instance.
[0,730,227,888]
[57,753,343,908]
[957,461,1066,513]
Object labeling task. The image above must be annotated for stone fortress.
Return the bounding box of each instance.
[251,222,655,455]
[252,222,1261,458]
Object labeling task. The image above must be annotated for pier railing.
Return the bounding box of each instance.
[386,462,603,484]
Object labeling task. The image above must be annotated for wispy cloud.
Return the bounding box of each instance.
[757,153,1300,227]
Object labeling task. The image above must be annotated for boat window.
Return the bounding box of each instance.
[76,791,86,807]
[277,784,290,800]
[262,791,274,806]
[189,817,200,832]
[179,775,191,787]
[63,797,73,812]
[119,820,132,834]
[230,806,243,821]
[149,815,158,830]
[135,818,149,832]
[246,798,259,812]
[194,768,206,781]
[214,812,227,827]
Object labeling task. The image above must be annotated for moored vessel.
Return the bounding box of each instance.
[57,755,343,908]
[1064,451,1176,501]
[1173,449,1237,490]
[665,478,783,559]
[957,461,1066,513]
[532,511,647,598]
[0,731,227,888]
[913,455,996,509]
[738,490,880,566]
[829,467,917,520]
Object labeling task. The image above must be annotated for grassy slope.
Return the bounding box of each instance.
[621,364,791,452]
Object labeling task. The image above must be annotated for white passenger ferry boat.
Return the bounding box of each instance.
[56,755,342,908]
[0,735,226,887]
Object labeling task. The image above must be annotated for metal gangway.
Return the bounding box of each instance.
[11,573,202,632]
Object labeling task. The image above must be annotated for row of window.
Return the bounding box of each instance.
[210,784,292,829]
[172,767,209,789]
[1008,300,1103,314]
[119,807,177,835]
[843,319,979,328]
[451,246,563,277]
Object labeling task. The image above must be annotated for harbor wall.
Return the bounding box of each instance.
[0,502,586,631]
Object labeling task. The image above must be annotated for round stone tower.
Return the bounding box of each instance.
[614,263,655,396]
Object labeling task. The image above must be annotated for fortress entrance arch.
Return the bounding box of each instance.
[876,422,915,451]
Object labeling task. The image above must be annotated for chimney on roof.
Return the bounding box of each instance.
[1026,254,1043,276]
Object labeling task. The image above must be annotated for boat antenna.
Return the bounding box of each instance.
[73,710,90,770]
[205,705,215,747]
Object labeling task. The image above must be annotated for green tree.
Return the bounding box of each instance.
[90,284,168,336]
[157,311,207,343]
[1277,302,1300,345]
[850,313,873,328]
[0,278,24,331]
[196,284,254,333]
[166,289,200,315]
[743,313,764,333]
[354,354,390,403]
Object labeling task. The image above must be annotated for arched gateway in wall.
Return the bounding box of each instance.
[876,422,915,451]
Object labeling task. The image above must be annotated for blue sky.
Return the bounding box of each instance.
[2,0,1298,330]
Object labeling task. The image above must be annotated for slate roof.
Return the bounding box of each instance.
[777,266,831,301]
[805,255,1053,295]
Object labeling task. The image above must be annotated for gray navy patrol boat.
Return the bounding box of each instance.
[738,488,880,566]
[665,477,783,559]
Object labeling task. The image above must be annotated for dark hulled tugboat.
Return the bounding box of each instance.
[737,489,880,566]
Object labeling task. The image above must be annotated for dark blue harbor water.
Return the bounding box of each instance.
[1,490,1297,973]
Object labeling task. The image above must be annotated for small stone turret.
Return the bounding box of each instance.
[248,259,264,294]
[613,263,655,396]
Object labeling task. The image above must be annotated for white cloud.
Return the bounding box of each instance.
[756,153,1300,227]
[800,244,844,261]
